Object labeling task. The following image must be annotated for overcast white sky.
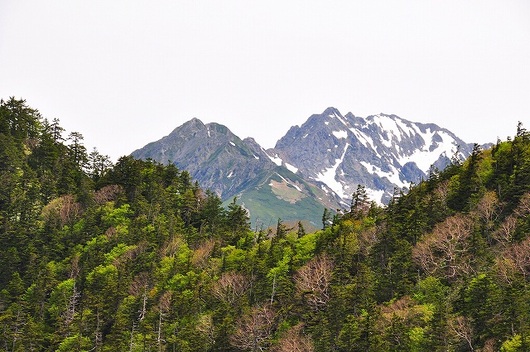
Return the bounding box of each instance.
[1,1,529,161]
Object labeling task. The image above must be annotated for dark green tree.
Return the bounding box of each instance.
[225,197,250,245]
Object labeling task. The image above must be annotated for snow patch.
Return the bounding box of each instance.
[373,115,398,136]
[360,161,407,189]
[337,116,348,126]
[366,188,385,205]
[394,118,414,139]
[411,124,424,136]
[351,128,379,156]
[268,154,283,166]
[369,115,418,148]
[332,130,348,139]
[262,148,283,166]
[397,129,457,171]
[284,162,298,173]
[316,144,349,198]
[330,112,349,127]
[270,156,282,166]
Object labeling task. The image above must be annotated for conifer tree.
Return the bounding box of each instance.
[350,184,369,218]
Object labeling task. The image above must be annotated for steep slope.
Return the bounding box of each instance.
[131,119,342,226]
[227,166,340,228]
[270,107,474,203]
[131,118,275,199]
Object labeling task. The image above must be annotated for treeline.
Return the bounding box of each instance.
[1,98,530,351]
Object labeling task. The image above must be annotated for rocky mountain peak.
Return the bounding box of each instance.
[174,117,205,132]
[269,108,473,204]
[132,120,277,200]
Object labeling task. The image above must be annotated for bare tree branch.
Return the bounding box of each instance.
[230,304,276,351]
[295,255,334,311]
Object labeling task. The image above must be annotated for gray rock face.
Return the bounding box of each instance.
[131,118,276,200]
[270,107,474,203]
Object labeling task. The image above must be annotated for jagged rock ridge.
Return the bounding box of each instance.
[269,107,474,203]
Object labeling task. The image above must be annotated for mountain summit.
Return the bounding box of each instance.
[131,108,476,224]
[131,118,274,199]
[269,108,473,203]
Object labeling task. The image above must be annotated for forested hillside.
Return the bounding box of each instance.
[1,98,530,351]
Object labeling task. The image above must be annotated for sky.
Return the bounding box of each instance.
[1,1,529,161]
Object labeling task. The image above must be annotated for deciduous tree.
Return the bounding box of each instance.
[230,304,276,351]
[412,214,474,280]
[295,255,334,311]
[212,271,251,305]
[272,324,314,352]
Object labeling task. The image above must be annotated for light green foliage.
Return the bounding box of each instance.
[48,278,75,319]
[501,334,524,352]
[415,303,435,323]
[101,202,131,235]
[477,149,494,184]
[413,276,447,305]
[292,231,317,266]
[56,335,91,352]
[158,256,177,282]
[167,271,199,292]
[268,246,292,278]
[83,235,109,254]
[86,264,119,287]
[221,245,247,271]
[104,243,137,265]
[408,326,427,352]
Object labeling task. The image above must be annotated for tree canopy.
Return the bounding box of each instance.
[1,98,530,351]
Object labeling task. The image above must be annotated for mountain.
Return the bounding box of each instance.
[131,118,342,227]
[131,108,476,224]
[131,118,273,199]
[269,107,475,203]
